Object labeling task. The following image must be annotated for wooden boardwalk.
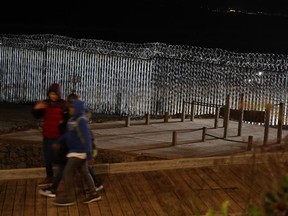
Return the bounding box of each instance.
[1,106,288,215]
[1,152,288,216]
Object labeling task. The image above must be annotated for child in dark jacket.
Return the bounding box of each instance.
[33,83,68,186]
[52,99,101,206]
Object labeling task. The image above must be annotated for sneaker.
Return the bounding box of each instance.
[38,177,54,187]
[53,198,75,207]
[83,193,101,204]
[39,187,56,198]
[96,185,104,192]
[85,185,104,194]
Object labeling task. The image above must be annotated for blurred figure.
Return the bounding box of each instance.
[66,93,103,191]
[52,99,101,206]
[39,93,103,198]
[33,83,68,187]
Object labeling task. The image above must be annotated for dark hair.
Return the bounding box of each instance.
[47,83,62,97]
[67,93,79,103]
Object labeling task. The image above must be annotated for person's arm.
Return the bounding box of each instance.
[32,101,47,119]
[59,108,69,134]
[52,133,68,149]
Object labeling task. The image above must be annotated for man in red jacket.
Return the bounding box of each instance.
[33,83,68,186]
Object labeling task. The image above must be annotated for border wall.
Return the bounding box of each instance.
[0,34,288,125]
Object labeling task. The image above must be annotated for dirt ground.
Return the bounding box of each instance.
[0,102,126,134]
[0,102,162,166]
[0,102,39,134]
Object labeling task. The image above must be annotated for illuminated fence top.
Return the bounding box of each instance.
[1,34,288,69]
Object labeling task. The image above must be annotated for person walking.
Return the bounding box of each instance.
[33,83,68,187]
[67,93,103,191]
[52,99,101,206]
[38,93,103,198]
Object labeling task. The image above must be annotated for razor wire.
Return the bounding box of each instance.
[0,34,288,125]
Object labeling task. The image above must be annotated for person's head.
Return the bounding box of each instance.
[47,83,61,101]
[69,99,86,117]
[66,93,79,111]
[67,93,79,104]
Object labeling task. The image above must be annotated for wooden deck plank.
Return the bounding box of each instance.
[201,167,243,213]
[87,202,102,216]
[43,178,62,216]
[218,165,260,208]
[57,206,70,216]
[177,168,209,214]
[49,177,80,216]
[163,169,203,215]
[1,161,288,216]
[74,178,92,216]
[255,163,285,191]
[143,170,193,215]
[46,197,58,216]
[68,203,81,216]
[184,168,221,211]
[23,179,37,216]
[67,178,81,216]
[35,189,48,216]
[2,179,17,216]
[194,168,229,212]
[0,180,8,215]
[108,174,135,215]
[244,164,269,193]
[207,165,249,212]
[39,182,56,216]
[93,184,112,215]
[227,164,265,208]
[100,174,124,216]
[228,164,266,203]
[125,172,158,216]
[87,173,105,216]
[133,172,168,216]
[116,173,147,216]
[195,167,230,212]
[55,180,70,216]
[256,162,288,205]
[13,179,27,216]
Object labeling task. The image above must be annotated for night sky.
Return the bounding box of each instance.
[1,1,288,54]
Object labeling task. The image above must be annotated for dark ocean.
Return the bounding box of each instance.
[1,1,288,54]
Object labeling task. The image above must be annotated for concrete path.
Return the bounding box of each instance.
[1,117,287,159]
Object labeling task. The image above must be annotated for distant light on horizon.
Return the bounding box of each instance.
[211,7,288,18]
